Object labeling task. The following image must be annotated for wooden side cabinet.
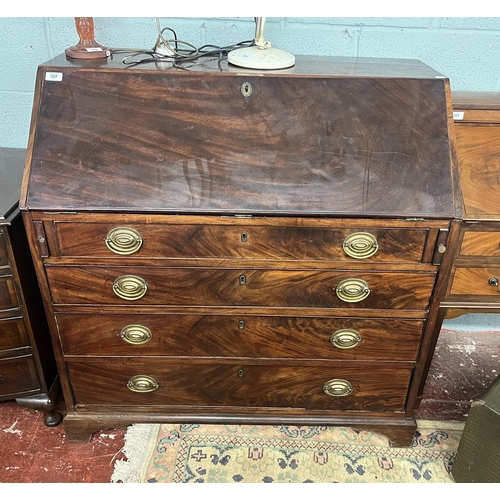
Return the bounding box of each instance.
[442,92,500,316]
[0,148,61,426]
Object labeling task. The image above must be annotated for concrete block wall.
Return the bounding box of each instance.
[0,16,499,331]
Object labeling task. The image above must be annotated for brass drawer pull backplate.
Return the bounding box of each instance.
[323,378,353,397]
[120,324,153,345]
[127,375,159,393]
[330,329,362,349]
[335,278,371,303]
[343,232,378,259]
[106,227,143,255]
[113,275,148,300]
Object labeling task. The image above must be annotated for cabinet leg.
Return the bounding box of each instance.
[15,376,63,427]
[63,413,114,443]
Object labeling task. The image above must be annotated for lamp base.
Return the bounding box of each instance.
[228,45,295,70]
[65,44,112,60]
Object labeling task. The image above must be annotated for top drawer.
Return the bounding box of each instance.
[454,125,500,220]
[459,231,500,257]
[48,220,431,264]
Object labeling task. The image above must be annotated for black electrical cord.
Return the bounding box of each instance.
[120,40,255,68]
[117,18,255,69]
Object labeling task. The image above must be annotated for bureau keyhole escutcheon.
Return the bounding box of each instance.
[240,82,253,98]
[239,275,247,285]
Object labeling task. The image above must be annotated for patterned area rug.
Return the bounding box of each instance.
[111,420,464,483]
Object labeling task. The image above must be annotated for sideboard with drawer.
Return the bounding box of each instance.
[0,147,61,425]
[441,92,500,316]
[20,54,459,446]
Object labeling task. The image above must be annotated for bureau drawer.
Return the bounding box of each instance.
[0,317,29,351]
[68,359,413,412]
[47,266,436,310]
[51,221,429,263]
[0,275,19,311]
[460,231,500,257]
[0,231,9,267]
[0,355,40,398]
[56,313,424,361]
[450,267,500,300]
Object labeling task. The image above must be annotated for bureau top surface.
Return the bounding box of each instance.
[21,54,456,218]
[453,91,500,110]
[0,148,26,221]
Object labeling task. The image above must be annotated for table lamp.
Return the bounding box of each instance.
[228,17,295,70]
[65,17,112,59]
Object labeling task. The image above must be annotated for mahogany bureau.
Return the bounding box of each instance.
[0,147,61,425]
[20,54,460,446]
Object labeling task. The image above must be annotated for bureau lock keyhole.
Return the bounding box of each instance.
[239,275,247,285]
[240,82,253,97]
[238,369,244,377]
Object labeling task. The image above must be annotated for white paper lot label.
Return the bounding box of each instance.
[45,72,63,82]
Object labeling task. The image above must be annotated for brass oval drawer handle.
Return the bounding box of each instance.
[120,324,153,345]
[342,232,378,259]
[113,275,148,300]
[127,375,159,393]
[330,329,362,349]
[335,278,371,303]
[105,227,143,255]
[323,378,353,397]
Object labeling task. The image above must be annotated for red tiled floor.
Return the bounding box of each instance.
[415,328,500,421]
[0,401,125,483]
[0,327,498,482]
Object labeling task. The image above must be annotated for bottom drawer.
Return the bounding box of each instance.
[0,355,40,398]
[68,359,413,412]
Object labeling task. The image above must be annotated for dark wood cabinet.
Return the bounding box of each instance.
[442,92,500,316]
[0,148,61,425]
[20,54,460,446]
[415,92,500,407]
